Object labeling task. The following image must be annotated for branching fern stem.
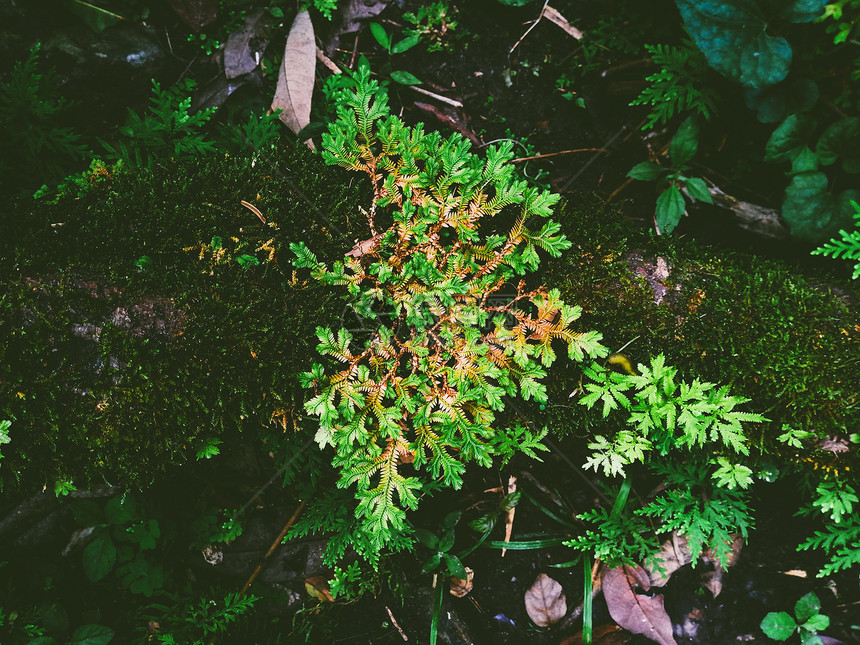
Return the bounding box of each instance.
[292,67,606,547]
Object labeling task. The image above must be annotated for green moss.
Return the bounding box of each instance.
[543,191,859,473]
[2,144,369,491]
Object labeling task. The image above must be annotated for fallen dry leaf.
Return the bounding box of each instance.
[543,6,583,39]
[304,576,334,602]
[166,0,217,32]
[501,475,517,557]
[602,565,677,645]
[560,623,631,645]
[326,0,392,53]
[224,8,270,79]
[524,573,567,627]
[645,532,692,587]
[272,10,316,149]
[449,567,474,597]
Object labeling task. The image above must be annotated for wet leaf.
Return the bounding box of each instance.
[603,565,677,645]
[305,576,334,602]
[524,573,567,627]
[449,567,474,597]
[224,8,270,79]
[272,10,316,148]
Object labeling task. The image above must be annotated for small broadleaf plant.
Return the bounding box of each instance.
[291,65,607,552]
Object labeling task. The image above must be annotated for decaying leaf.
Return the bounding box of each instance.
[224,8,270,79]
[272,10,316,149]
[166,0,218,32]
[543,6,583,39]
[305,576,334,602]
[501,475,517,557]
[524,573,567,627]
[326,0,392,53]
[449,567,474,597]
[602,565,677,645]
[560,623,631,645]
[645,532,693,587]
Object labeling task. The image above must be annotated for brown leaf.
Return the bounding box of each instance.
[449,567,474,597]
[602,565,677,645]
[326,0,392,53]
[644,532,692,587]
[543,6,583,39]
[524,573,567,627]
[304,576,334,602]
[559,623,631,645]
[224,8,270,79]
[272,10,316,149]
[166,0,217,32]
[501,475,517,557]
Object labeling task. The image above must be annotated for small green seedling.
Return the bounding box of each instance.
[627,115,713,234]
[415,510,467,579]
[760,591,830,644]
[368,22,422,85]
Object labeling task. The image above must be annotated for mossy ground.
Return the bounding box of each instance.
[3,145,857,495]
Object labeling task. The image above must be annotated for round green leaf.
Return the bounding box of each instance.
[82,532,117,582]
[68,624,114,645]
[765,114,816,163]
[794,592,821,622]
[761,611,797,640]
[802,614,829,632]
[782,171,860,241]
[390,70,422,85]
[655,184,686,234]
[816,117,860,172]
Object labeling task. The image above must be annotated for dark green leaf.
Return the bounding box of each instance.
[655,184,686,234]
[627,161,664,181]
[443,554,467,579]
[684,177,713,204]
[765,114,816,163]
[669,115,700,166]
[68,624,114,645]
[438,528,455,553]
[26,638,59,645]
[778,0,827,23]
[390,70,422,85]
[500,491,521,512]
[66,0,124,33]
[82,532,117,582]
[441,510,461,530]
[104,495,137,525]
[392,35,421,54]
[369,23,390,51]
[421,553,442,574]
[744,79,819,123]
[469,513,498,534]
[235,254,261,269]
[790,147,819,174]
[816,117,860,172]
[72,499,104,526]
[782,171,860,241]
[415,528,439,550]
[675,0,792,88]
[794,592,820,623]
[761,611,796,640]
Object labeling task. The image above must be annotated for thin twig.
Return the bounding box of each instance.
[240,499,308,597]
[407,85,463,108]
[510,148,608,163]
[510,0,550,55]
[385,606,409,641]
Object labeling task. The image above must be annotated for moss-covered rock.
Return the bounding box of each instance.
[2,150,857,493]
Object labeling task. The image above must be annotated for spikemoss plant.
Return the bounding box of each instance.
[291,66,608,550]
